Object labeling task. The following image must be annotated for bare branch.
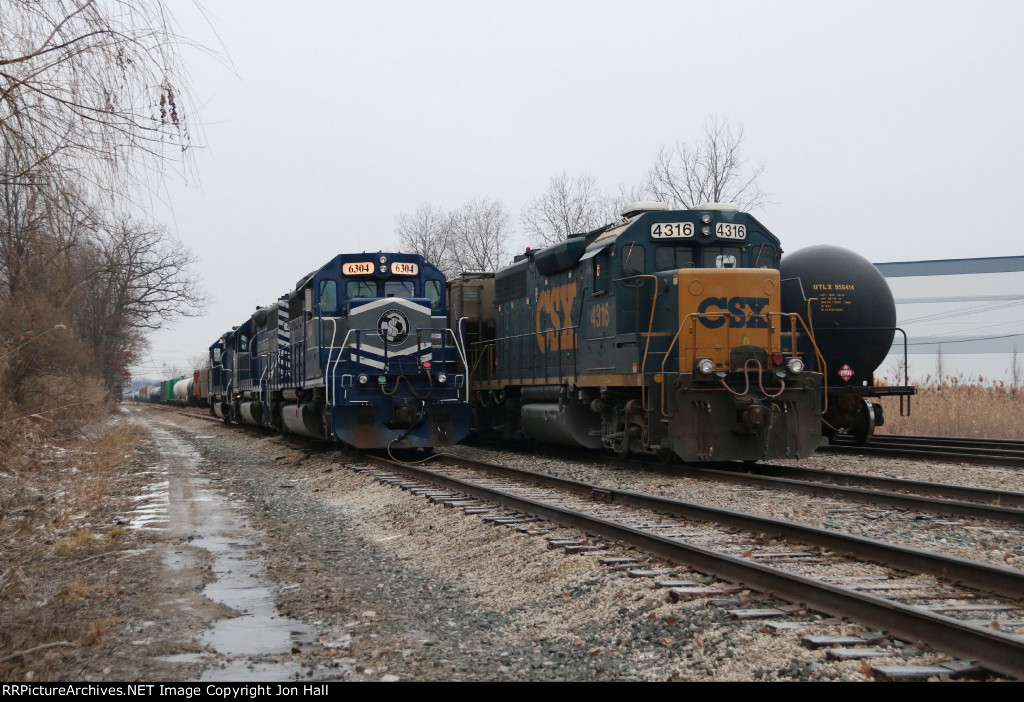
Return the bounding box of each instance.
[645,116,768,212]
[520,172,611,248]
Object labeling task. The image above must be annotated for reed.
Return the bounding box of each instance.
[877,376,1024,439]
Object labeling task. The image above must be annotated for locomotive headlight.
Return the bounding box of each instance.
[437,373,448,384]
[696,358,715,375]
[701,213,712,224]
[786,357,805,374]
[358,373,369,385]
[701,225,711,236]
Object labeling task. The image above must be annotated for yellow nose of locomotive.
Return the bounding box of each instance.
[676,268,781,372]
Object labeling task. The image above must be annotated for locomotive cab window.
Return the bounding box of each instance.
[319,279,338,314]
[620,243,646,277]
[347,280,377,298]
[425,279,443,311]
[703,246,743,269]
[751,244,778,269]
[385,280,416,298]
[655,245,694,271]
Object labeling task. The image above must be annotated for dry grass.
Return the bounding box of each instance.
[877,378,1024,439]
[0,416,148,674]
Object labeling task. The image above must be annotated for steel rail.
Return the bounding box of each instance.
[733,463,1024,508]
[823,442,1024,468]
[856,435,1024,450]
[366,454,1024,679]
[423,455,1024,599]
[680,466,1024,524]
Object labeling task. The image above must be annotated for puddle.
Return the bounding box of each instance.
[138,424,315,681]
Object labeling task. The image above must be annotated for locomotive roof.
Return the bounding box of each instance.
[295,252,442,291]
[582,206,780,255]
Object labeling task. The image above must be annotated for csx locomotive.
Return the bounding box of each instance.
[451,202,838,462]
[206,252,470,449]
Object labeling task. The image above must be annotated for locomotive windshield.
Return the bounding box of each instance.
[385,280,415,298]
[703,245,743,268]
[655,246,694,271]
[347,280,376,298]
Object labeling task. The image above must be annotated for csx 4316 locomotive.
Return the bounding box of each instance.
[451,203,828,462]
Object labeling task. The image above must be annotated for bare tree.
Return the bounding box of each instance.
[0,0,199,206]
[450,197,511,274]
[72,218,205,393]
[520,172,610,248]
[396,197,512,277]
[0,2,210,404]
[606,183,653,222]
[395,203,456,276]
[645,116,767,211]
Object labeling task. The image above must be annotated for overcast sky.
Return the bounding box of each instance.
[136,0,1024,379]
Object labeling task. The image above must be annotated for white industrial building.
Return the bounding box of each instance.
[876,257,1024,386]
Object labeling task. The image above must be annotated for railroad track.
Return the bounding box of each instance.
[681,463,1024,525]
[359,452,1024,680]
[825,434,1024,468]
[144,405,1024,678]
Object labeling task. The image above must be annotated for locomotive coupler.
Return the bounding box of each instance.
[734,396,768,435]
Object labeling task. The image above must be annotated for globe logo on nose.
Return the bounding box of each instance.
[378,309,410,345]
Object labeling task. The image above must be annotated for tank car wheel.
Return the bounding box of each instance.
[851,399,877,446]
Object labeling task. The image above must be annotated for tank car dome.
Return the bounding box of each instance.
[781,245,896,385]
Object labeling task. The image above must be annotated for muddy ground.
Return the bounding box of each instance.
[1,406,933,682]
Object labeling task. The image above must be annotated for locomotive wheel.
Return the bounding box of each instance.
[613,431,631,458]
[614,422,641,458]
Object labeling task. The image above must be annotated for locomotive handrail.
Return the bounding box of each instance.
[329,326,384,406]
[771,310,829,415]
[475,324,578,384]
[326,325,467,405]
[325,317,340,406]
[452,320,471,402]
[258,353,270,407]
[658,310,827,418]
[634,274,660,412]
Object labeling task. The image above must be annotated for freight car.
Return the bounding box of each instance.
[452,202,833,462]
[780,245,914,444]
[207,252,470,449]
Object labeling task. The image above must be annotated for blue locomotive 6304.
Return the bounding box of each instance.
[207,252,470,449]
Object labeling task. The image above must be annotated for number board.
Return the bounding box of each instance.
[391,262,419,275]
[715,223,746,240]
[343,262,373,275]
[651,222,694,239]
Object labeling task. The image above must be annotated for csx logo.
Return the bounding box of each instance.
[697,296,770,329]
